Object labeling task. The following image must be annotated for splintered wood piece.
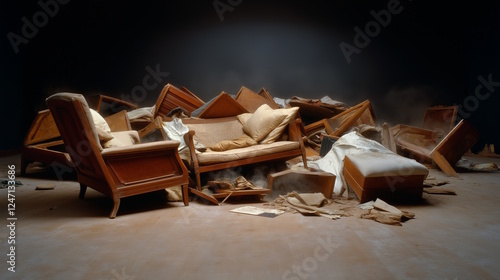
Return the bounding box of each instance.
[430,120,479,172]
[381,123,397,153]
[24,109,61,145]
[235,86,279,113]
[154,83,205,119]
[324,100,376,137]
[431,151,459,177]
[198,92,248,118]
[421,105,458,140]
[189,188,220,205]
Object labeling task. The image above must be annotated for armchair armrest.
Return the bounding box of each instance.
[96,95,139,113]
[101,141,180,157]
[101,140,188,188]
[287,118,304,141]
[183,130,200,167]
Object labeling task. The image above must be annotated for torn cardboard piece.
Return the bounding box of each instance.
[266,169,335,201]
[359,198,415,226]
[269,192,343,220]
[455,158,500,172]
[423,187,456,195]
[230,206,285,218]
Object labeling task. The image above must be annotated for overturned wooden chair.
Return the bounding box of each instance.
[46,92,189,218]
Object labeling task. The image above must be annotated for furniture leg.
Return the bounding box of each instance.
[182,184,189,206]
[109,198,121,219]
[79,184,87,199]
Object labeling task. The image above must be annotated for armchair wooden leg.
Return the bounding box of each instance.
[79,184,87,199]
[195,172,202,191]
[182,184,189,206]
[109,198,121,219]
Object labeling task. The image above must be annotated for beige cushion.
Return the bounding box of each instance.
[347,152,429,178]
[238,106,299,144]
[89,109,114,142]
[242,104,287,142]
[198,141,300,165]
[209,134,258,151]
[102,131,140,149]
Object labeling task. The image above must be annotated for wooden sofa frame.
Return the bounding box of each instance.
[180,117,309,192]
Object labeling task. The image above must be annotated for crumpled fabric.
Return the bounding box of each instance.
[126,105,155,121]
[162,118,189,151]
[304,131,394,196]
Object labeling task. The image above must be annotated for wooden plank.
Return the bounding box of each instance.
[197,92,249,118]
[421,105,458,140]
[429,120,479,176]
[154,83,205,119]
[24,109,61,145]
[381,123,397,153]
[324,100,376,137]
[266,169,335,200]
[235,86,280,113]
[431,151,459,177]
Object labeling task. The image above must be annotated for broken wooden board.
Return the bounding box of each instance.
[256,87,277,104]
[421,105,458,141]
[381,123,397,153]
[266,169,335,201]
[235,86,280,113]
[391,124,438,163]
[430,120,479,177]
[197,92,249,118]
[324,100,376,137]
[289,99,337,125]
[153,83,205,119]
[21,109,74,175]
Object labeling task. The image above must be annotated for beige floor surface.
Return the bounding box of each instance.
[1,153,499,279]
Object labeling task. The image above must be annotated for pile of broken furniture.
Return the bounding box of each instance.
[23,83,481,218]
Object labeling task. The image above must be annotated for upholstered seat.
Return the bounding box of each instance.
[46,92,189,218]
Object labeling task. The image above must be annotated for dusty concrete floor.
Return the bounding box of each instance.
[1,153,500,279]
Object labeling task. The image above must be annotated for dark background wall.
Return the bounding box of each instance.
[1,0,499,152]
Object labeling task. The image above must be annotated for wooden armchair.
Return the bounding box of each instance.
[46,92,189,218]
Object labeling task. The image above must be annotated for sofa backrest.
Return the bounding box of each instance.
[180,117,245,147]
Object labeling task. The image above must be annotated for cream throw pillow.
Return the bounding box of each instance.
[238,106,299,144]
[242,104,287,142]
[89,109,114,142]
[102,131,139,149]
[209,134,258,151]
